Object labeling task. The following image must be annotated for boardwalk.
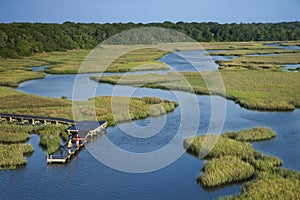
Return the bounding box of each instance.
[0,113,108,164]
[47,120,108,164]
[0,113,75,125]
[47,140,85,163]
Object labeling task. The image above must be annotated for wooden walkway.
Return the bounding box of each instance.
[47,120,108,164]
[0,113,108,164]
[0,113,75,125]
[47,140,86,163]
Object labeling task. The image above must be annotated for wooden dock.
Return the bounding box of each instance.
[47,140,86,163]
[0,113,108,164]
[47,120,108,164]
[0,113,75,125]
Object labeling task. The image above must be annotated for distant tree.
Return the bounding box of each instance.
[0,21,299,58]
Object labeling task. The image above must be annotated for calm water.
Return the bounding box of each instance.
[265,43,300,50]
[1,51,299,200]
[283,64,299,72]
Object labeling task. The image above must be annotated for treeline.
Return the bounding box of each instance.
[0,21,299,58]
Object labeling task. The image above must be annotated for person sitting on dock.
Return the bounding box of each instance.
[75,134,80,147]
[68,139,72,154]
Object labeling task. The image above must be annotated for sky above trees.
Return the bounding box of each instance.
[0,0,299,23]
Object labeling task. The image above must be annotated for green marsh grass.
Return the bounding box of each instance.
[0,121,69,154]
[0,143,34,169]
[209,49,300,57]
[106,48,169,72]
[278,41,300,46]
[223,169,300,200]
[184,127,300,199]
[184,135,254,160]
[229,53,300,65]
[39,48,169,74]
[93,96,178,126]
[200,156,255,187]
[39,124,69,154]
[218,52,300,70]
[95,70,300,111]
[0,122,39,143]
[223,127,276,142]
[0,47,169,86]
[0,87,177,126]
[199,41,278,51]
[0,57,46,87]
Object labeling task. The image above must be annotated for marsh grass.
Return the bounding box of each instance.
[39,124,69,154]
[95,70,300,111]
[199,41,278,50]
[209,49,300,56]
[0,131,30,144]
[218,52,300,71]
[204,41,300,71]
[223,127,276,142]
[231,53,300,65]
[0,143,34,169]
[249,155,282,171]
[184,135,254,160]
[90,72,183,86]
[0,57,46,87]
[0,122,39,143]
[93,96,178,126]
[40,48,170,74]
[223,169,300,200]
[278,41,300,46]
[200,156,255,187]
[184,127,300,199]
[0,48,169,86]
[0,120,69,154]
[0,87,177,127]
[106,48,169,72]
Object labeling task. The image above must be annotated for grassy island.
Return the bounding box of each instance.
[200,156,255,187]
[184,127,300,199]
[0,143,34,170]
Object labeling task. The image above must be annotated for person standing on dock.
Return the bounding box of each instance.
[75,134,80,147]
[68,139,72,154]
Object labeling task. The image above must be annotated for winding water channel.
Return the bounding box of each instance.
[1,50,299,200]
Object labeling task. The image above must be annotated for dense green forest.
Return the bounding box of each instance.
[0,21,299,58]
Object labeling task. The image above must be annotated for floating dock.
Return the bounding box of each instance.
[47,140,85,163]
[47,120,108,164]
